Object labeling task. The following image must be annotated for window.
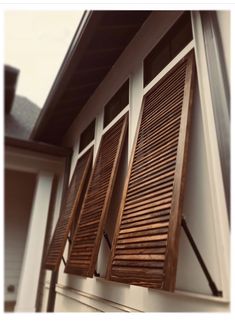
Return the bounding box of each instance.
[144,12,193,86]
[103,80,129,128]
[79,119,96,153]
[65,114,128,277]
[106,52,195,291]
[45,148,93,271]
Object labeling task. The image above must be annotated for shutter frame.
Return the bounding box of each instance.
[106,51,195,291]
[45,148,93,271]
[65,113,128,277]
[163,51,195,291]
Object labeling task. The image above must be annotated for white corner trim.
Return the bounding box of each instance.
[191,11,230,300]
[15,172,54,312]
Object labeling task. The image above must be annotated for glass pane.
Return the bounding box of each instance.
[171,15,193,57]
[144,41,171,85]
[79,119,96,153]
[144,12,192,87]
[103,80,129,128]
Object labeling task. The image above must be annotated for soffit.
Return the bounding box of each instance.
[32,11,151,145]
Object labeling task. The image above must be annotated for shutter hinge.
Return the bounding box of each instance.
[94,270,100,277]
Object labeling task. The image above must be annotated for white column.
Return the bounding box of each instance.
[15,171,54,312]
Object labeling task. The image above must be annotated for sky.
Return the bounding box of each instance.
[4,11,84,108]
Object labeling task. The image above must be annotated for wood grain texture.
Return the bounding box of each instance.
[106,51,195,291]
[65,114,128,277]
[45,148,93,271]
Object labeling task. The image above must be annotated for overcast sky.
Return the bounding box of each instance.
[4,11,84,108]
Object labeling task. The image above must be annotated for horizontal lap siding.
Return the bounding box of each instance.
[65,114,128,277]
[107,53,195,291]
[45,148,93,271]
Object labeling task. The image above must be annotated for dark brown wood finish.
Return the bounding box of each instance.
[46,153,71,312]
[31,11,150,145]
[65,114,128,277]
[163,52,195,291]
[106,52,195,291]
[45,148,93,271]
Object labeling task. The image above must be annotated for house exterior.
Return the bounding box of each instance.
[4,65,71,312]
[4,10,230,312]
[5,94,41,140]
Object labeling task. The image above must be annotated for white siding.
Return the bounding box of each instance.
[4,169,36,302]
[216,11,230,84]
[176,79,222,294]
[42,11,230,312]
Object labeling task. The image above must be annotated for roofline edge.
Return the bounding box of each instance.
[30,10,92,141]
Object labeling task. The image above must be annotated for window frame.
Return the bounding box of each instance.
[78,119,96,154]
[103,79,129,129]
[139,14,229,300]
[106,50,196,291]
[61,11,229,303]
[143,11,193,87]
[65,114,128,277]
[101,17,229,299]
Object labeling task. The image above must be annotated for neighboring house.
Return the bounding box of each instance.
[4,89,41,311]
[4,65,71,312]
[4,10,230,313]
[5,95,41,140]
[4,64,40,140]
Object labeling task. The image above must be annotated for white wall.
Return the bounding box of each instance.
[216,11,230,84]
[4,169,36,302]
[176,79,222,294]
[5,144,67,311]
[42,11,230,312]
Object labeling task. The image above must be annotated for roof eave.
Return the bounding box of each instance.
[30,10,93,141]
[5,136,72,157]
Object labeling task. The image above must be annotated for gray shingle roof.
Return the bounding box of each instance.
[5,95,40,140]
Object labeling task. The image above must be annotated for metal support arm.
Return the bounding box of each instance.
[103,231,111,249]
[61,236,72,267]
[181,218,222,297]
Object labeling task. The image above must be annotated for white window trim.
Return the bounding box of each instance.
[139,25,229,301]
[143,40,195,95]
[102,105,129,136]
[93,104,130,162]
[76,104,129,170]
[77,140,95,161]
[66,13,230,302]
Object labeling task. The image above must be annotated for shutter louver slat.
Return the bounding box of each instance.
[45,148,93,271]
[106,52,195,291]
[65,114,128,277]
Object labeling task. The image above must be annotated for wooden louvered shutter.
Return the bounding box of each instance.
[106,52,195,291]
[65,114,128,277]
[45,148,93,271]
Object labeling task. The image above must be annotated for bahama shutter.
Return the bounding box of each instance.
[65,114,128,277]
[45,148,93,271]
[106,52,195,291]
